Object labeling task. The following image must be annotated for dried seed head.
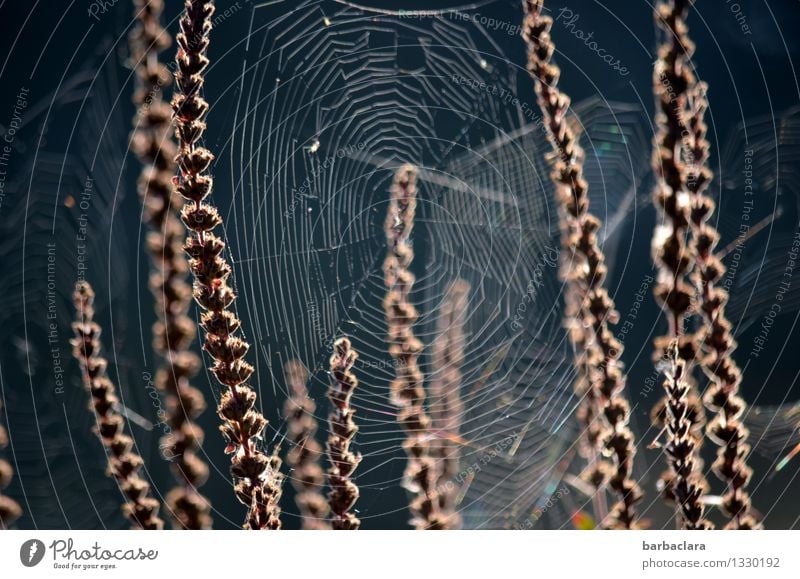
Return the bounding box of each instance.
[283,360,329,529]
[70,282,164,530]
[429,280,469,529]
[0,396,21,529]
[171,0,281,529]
[650,0,758,529]
[383,164,443,529]
[326,338,362,530]
[523,0,640,529]
[130,0,211,529]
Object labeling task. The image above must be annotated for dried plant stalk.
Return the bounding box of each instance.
[650,389,706,510]
[676,15,759,530]
[565,261,611,521]
[326,338,361,530]
[529,24,612,524]
[383,165,443,530]
[71,282,164,530]
[651,0,699,361]
[0,398,22,529]
[650,0,713,529]
[130,0,211,530]
[283,360,329,529]
[430,279,469,529]
[523,0,641,529]
[171,0,282,529]
[660,342,712,529]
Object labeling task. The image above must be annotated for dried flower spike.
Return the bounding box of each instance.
[430,279,469,529]
[526,7,612,510]
[651,0,699,361]
[0,397,22,529]
[565,264,611,520]
[660,341,712,529]
[650,0,711,530]
[650,389,706,508]
[326,338,361,530]
[171,0,282,529]
[284,360,329,529]
[673,8,759,529]
[523,0,642,529]
[71,282,164,530]
[130,0,211,530]
[383,165,444,530]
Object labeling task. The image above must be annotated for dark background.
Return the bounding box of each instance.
[1,0,799,530]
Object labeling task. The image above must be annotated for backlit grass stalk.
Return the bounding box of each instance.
[130,0,211,530]
[71,282,164,530]
[430,279,469,529]
[650,0,712,529]
[0,398,22,529]
[523,0,641,529]
[681,45,760,531]
[171,0,282,529]
[326,338,361,530]
[383,165,444,530]
[283,360,329,529]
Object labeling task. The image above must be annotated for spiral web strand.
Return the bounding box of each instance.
[216,1,646,528]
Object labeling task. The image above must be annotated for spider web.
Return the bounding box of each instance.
[218,0,647,529]
[712,105,800,471]
[0,42,148,529]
